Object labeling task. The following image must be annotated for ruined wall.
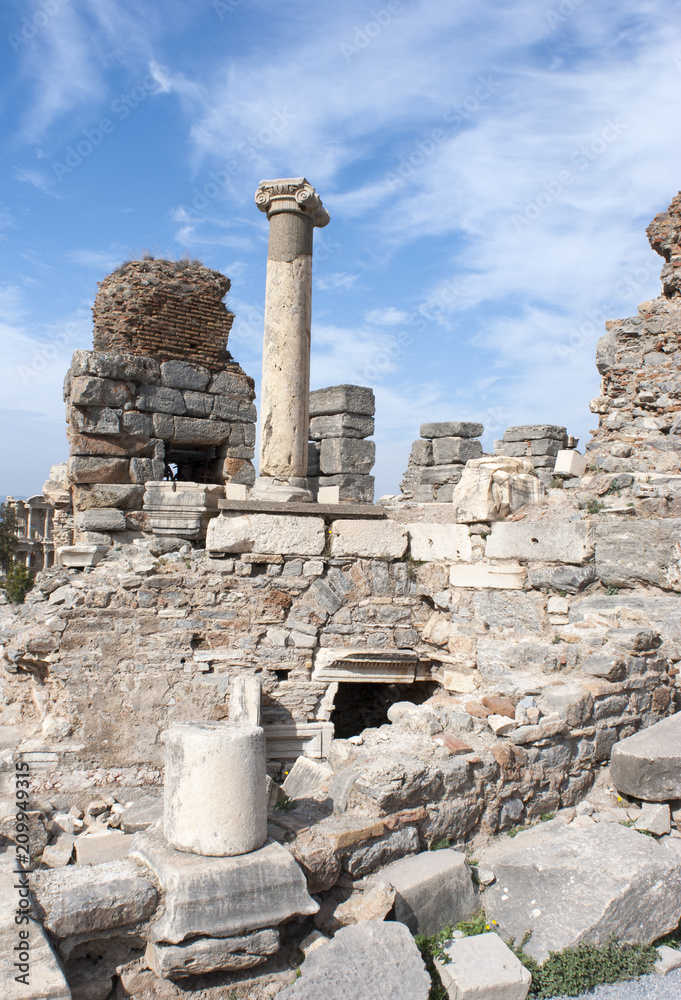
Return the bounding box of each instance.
[588,193,681,472]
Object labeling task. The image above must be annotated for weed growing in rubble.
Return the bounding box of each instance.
[430,837,451,850]
[514,935,658,997]
[551,634,562,644]
[605,585,620,595]
[539,811,555,822]
[273,794,297,812]
[586,500,606,514]
[656,919,681,950]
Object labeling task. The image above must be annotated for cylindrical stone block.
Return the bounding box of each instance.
[163,721,267,857]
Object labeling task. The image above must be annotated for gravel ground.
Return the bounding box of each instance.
[553,967,681,1000]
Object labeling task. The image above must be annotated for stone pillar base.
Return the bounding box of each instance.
[248,476,313,502]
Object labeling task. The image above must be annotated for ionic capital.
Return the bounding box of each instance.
[255,177,330,228]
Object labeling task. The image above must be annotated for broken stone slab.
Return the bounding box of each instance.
[435,932,531,1000]
[343,825,420,878]
[408,523,472,562]
[131,824,318,943]
[449,564,526,590]
[635,802,671,836]
[309,385,376,417]
[74,830,133,865]
[375,848,477,936]
[527,564,597,594]
[421,422,484,439]
[228,674,262,726]
[282,757,333,800]
[0,869,71,1000]
[119,795,163,834]
[417,463,466,485]
[538,684,594,727]
[276,920,431,1000]
[610,713,681,801]
[206,513,325,556]
[57,544,108,568]
[485,520,594,564]
[75,508,128,533]
[655,945,681,976]
[477,820,681,962]
[595,520,681,590]
[330,519,408,559]
[145,927,279,979]
[309,413,375,439]
[509,719,568,744]
[319,881,396,934]
[30,859,158,938]
[42,833,76,868]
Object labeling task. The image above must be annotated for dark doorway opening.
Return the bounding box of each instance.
[330,681,439,739]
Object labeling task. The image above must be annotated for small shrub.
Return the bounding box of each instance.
[552,634,562,644]
[539,812,555,822]
[606,483,621,496]
[586,500,606,514]
[605,585,619,596]
[430,837,451,851]
[515,936,658,998]
[3,564,35,603]
[273,794,296,813]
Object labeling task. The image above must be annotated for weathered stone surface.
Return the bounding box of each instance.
[120,410,154,437]
[449,564,526,589]
[136,385,186,415]
[330,519,408,559]
[314,473,375,502]
[160,360,211,391]
[418,463,466,485]
[411,439,433,465]
[276,920,430,1000]
[282,757,333,800]
[171,416,232,446]
[182,390,214,417]
[69,404,120,435]
[0,870,71,1000]
[434,932,532,1000]
[75,831,133,865]
[485,521,594,564]
[554,449,587,477]
[309,413,375,439]
[212,396,258,422]
[635,802,671,835]
[343,826,420,878]
[319,881,396,934]
[72,484,145,510]
[611,713,681,801]
[408,523,472,562]
[70,375,132,408]
[74,508,127,533]
[131,825,318,943]
[420,422,484,439]
[120,795,163,834]
[432,437,483,465]
[478,820,681,961]
[206,513,325,556]
[145,927,279,978]
[57,544,108,568]
[42,832,76,868]
[504,425,567,442]
[68,456,129,484]
[320,438,375,475]
[310,385,375,417]
[538,684,594,727]
[30,859,158,937]
[70,348,160,384]
[68,431,153,458]
[377,849,476,936]
[527,564,596,594]
[208,370,255,397]
[595,521,681,590]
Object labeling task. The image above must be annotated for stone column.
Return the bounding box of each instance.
[163,721,267,857]
[252,178,329,501]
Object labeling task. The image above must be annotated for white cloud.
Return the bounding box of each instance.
[315,272,359,291]
[364,307,409,326]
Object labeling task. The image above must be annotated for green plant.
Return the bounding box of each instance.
[557,590,567,597]
[586,500,606,514]
[0,502,18,574]
[430,837,451,851]
[655,918,681,950]
[3,564,34,604]
[507,824,522,837]
[605,585,619,596]
[606,483,621,496]
[273,794,297,813]
[549,479,562,489]
[480,529,490,539]
[552,634,562,644]
[455,913,492,937]
[539,811,555,822]
[514,935,657,998]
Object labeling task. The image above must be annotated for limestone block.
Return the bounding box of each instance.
[312,649,418,684]
[432,437,483,465]
[208,370,255,398]
[318,484,340,503]
[478,820,681,961]
[70,375,132,408]
[120,410,154,438]
[503,425,567,442]
[655,945,681,976]
[330,519,408,559]
[136,385,186,415]
[449,564,525,589]
[163,721,267,856]
[485,520,593,563]
[57,545,107,568]
[276,921,430,1000]
[172,416,232,446]
[263,722,334,759]
[69,405,120,435]
[595,520,681,590]
[182,390,214,417]
[225,482,248,500]
[212,396,258,422]
[343,827,420,878]
[72,483,145,509]
[309,385,375,417]
[129,457,164,483]
[68,431,153,458]
[378,849,476,936]
[315,474,375,502]
[120,795,163,834]
[131,824,318,943]
[554,449,588,477]
[68,456,129,484]
[610,713,681,801]
[434,932,532,1000]
[207,513,325,556]
[152,411,175,438]
[74,508,127,533]
[70,349,160,384]
[0,870,71,1000]
[320,438,375,475]
[146,928,279,978]
[417,463,465,485]
[283,757,333,799]
[527,565,596,594]
[75,831,134,865]
[635,802,671,836]
[411,439,433,465]
[160,360,211,391]
[408,523,472,562]
[228,675,262,726]
[420,422,484,439]
[538,684,593,727]
[42,833,76,868]
[30,859,158,937]
[309,413,375,439]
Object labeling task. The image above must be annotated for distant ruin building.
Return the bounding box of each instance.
[587,193,681,473]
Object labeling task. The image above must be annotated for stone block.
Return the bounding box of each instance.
[71,349,160,384]
[263,722,334,760]
[318,484,340,503]
[330,519,408,559]
[70,375,132,408]
[152,412,175,438]
[503,425,567,442]
[31,859,158,937]
[307,441,320,476]
[57,545,108,568]
[528,437,563,456]
[68,431,153,458]
[434,932,532,1000]
[432,437,483,465]
[449,564,526,589]
[276,920,430,1000]
[136,385,186,415]
[171,416,232,446]
[595,520,681,590]
[538,684,593,727]
[208,370,255,398]
[420,422,484,439]
[69,404,120,435]
[120,410,154,438]
[478,820,681,962]
[408,523,472,562]
[75,830,134,865]
[411,439,434,465]
[378,849,477,936]
[225,482,248,500]
[68,456,129,484]
[315,474,375,503]
[554,449,587,477]
[212,396,258,422]
[635,802,671,836]
[309,384,375,417]
[485,521,593,564]
[74,508,127,533]
[129,457,164,482]
[131,824,317,943]
[160,360,211,391]
[42,833,76,868]
[120,795,163,834]
[72,483,145,509]
[145,928,279,978]
[320,438,375,475]
[417,464,465,485]
[610,713,681,801]
[283,757,334,800]
[342,827,420,878]
[228,675,262,726]
[182,390,214,417]
[527,565,596,594]
[654,945,681,976]
[207,513,325,556]
[309,413,375,439]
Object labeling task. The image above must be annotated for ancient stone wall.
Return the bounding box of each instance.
[308,385,376,502]
[400,422,484,501]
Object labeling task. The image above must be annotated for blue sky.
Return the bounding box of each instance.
[2,0,681,499]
